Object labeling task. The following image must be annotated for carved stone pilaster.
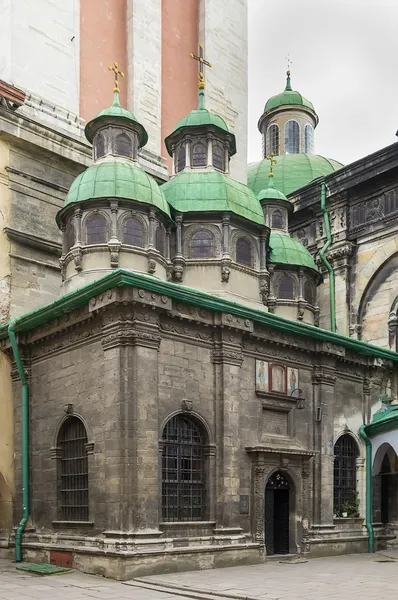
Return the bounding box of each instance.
[211,340,243,367]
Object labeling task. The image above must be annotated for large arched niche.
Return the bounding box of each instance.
[357,252,398,348]
[372,440,398,476]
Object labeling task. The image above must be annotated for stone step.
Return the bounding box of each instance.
[127,578,258,600]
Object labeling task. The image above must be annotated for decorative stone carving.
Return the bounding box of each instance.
[181,399,193,412]
[211,340,243,366]
[221,262,231,282]
[108,241,121,269]
[72,246,83,272]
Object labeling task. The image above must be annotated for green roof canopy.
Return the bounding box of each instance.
[162,170,265,226]
[248,154,343,197]
[263,72,317,117]
[268,232,319,273]
[57,162,171,224]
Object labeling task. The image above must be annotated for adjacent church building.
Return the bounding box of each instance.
[1,0,398,581]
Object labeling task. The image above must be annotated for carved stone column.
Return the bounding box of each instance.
[172,214,185,281]
[221,214,231,282]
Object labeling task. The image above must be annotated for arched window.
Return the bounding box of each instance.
[278,276,294,299]
[95,133,105,159]
[176,146,186,173]
[57,417,89,521]
[190,230,214,259]
[266,124,280,155]
[333,434,359,516]
[162,414,206,522]
[65,220,75,251]
[123,217,144,247]
[155,226,165,255]
[304,124,314,154]
[304,279,314,305]
[271,209,283,229]
[86,214,107,244]
[236,238,252,267]
[284,120,300,154]
[213,142,224,171]
[192,142,207,167]
[115,133,132,157]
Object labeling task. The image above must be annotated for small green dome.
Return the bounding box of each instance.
[162,170,264,226]
[57,162,171,224]
[248,154,344,197]
[268,232,318,272]
[263,72,316,116]
[257,181,289,203]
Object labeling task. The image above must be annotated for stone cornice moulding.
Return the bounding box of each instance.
[4,227,62,256]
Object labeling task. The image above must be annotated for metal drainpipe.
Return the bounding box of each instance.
[8,318,29,562]
[320,182,337,332]
[359,425,375,553]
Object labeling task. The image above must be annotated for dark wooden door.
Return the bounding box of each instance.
[265,472,290,555]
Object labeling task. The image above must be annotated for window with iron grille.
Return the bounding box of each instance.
[190,230,214,258]
[213,142,224,171]
[162,415,206,522]
[266,124,280,155]
[284,120,300,154]
[123,217,144,247]
[58,417,89,522]
[176,146,186,173]
[95,133,106,159]
[278,276,294,299]
[192,142,207,167]
[333,434,358,515]
[86,214,107,244]
[115,132,132,157]
[236,237,252,267]
[271,209,283,229]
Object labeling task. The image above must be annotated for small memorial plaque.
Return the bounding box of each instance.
[239,494,249,515]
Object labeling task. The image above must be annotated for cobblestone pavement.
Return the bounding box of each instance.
[1,551,398,600]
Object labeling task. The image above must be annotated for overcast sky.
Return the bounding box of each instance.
[248,0,398,166]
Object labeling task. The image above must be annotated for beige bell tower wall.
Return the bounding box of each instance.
[260,107,317,157]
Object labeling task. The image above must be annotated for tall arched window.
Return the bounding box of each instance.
[176,146,186,173]
[115,133,132,157]
[236,237,252,267]
[155,226,165,255]
[192,142,207,167]
[271,209,283,229]
[213,142,224,171]
[190,230,214,259]
[284,120,300,154]
[278,276,294,299]
[123,217,144,247]
[65,220,75,251]
[304,124,314,154]
[57,417,89,521]
[86,214,107,244]
[162,414,206,522]
[95,133,105,159]
[333,434,359,516]
[266,124,280,155]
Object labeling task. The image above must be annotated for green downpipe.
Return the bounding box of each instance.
[320,182,337,333]
[8,319,29,562]
[359,425,375,553]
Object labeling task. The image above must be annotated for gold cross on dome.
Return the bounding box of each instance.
[285,54,293,72]
[190,44,212,89]
[108,61,124,92]
[265,152,278,177]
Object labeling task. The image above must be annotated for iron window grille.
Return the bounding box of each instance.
[86,214,107,244]
[236,237,252,267]
[58,417,89,522]
[123,217,144,247]
[333,434,358,515]
[190,231,214,258]
[162,415,206,522]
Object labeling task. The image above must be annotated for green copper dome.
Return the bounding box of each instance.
[57,162,171,224]
[248,154,343,197]
[268,232,318,272]
[263,72,316,116]
[162,170,264,226]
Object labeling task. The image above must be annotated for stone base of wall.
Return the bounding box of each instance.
[307,521,395,557]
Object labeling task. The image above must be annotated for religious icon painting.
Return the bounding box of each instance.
[270,363,286,394]
[287,367,299,395]
[255,360,269,391]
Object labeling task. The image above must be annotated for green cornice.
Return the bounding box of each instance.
[364,400,398,436]
[1,269,398,365]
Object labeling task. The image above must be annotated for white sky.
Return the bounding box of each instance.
[248,0,398,166]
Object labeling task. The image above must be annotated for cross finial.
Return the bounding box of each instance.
[285,54,293,74]
[108,61,125,93]
[265,152,278,177]
[190,44,212,89]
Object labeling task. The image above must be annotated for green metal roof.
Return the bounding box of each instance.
[268,232,318,273]
[162,170,265,226]
[364,398,398,436]
[57,162,171,224]
[85,91,148,147]
[263,72,316,116]
[248,154,344,197]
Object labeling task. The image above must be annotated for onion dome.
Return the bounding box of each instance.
[268,233,318,273]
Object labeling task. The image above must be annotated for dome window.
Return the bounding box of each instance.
[192,142,207,167]
[123,217,144,247]
[266,124,280,156]
[271,209,284,229]
[155,226,165,255]
[65,220,75,251]
[86,214,107,244]
[304,125,314,154]
[115,132,132,157]
[190,230,214,259]
[213,142,225,171]
[176,146,186,173]
[236,237,252,267]
[278,276,294,299]
[284,120,299,154]
[95,133,106,160]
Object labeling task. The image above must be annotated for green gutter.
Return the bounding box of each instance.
[8,319,29,562]
[359,425,375,553]
[0,269,397,362]
[320,182,337,332]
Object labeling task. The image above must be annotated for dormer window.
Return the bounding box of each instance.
[176,146,186,173]
[213,142,224,171]
[95,134,106,160]
[192,142,207,167]
[115,133,132,157]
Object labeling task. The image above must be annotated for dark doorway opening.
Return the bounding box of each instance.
[381,453,391,524]
[265,471,290,555]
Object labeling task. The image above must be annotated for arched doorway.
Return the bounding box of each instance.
[264,471,291,555]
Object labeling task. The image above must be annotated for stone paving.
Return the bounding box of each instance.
[1,551,398,600]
